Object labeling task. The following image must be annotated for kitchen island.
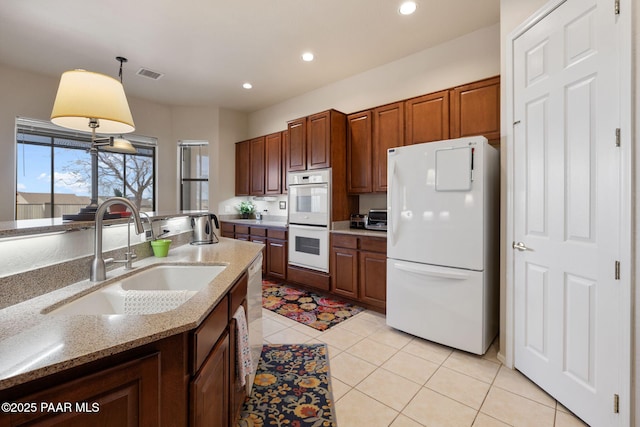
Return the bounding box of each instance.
[0,236,263,426]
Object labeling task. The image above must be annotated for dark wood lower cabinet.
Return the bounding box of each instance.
[359,250,387,309]
[0,353,161,427]
[222,222,287,281]
[331,247,358,300]
[330,233,387,312]
[190,333,230,427]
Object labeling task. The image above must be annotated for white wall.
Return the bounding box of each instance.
[215,109,249,214]
[248,24,501,137]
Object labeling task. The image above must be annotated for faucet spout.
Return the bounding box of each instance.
[91,197,144,282]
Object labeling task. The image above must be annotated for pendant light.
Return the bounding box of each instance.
[103,57,137,155]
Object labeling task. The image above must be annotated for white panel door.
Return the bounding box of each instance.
[513,0,623,425]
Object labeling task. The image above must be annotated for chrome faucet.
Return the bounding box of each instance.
[91,197,144,282]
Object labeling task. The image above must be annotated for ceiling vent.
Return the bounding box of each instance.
[136,68,164,80]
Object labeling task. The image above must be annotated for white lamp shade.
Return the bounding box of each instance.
[51,69,135,134]
[105,137,137,154]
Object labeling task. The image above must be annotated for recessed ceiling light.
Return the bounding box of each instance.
[242,82,253,89]
[399,1,417,15]
[301,52,314,62]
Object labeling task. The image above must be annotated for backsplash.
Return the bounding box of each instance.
[358,193,387,214]
[219,195,288,218]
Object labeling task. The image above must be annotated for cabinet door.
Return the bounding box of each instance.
[265,132,282,195]
[373,102,404,192]
[191,333,230,427]
[405,90,450,145]
[235,140,250,196]
[267,238,287,280]
[359,251,387,309]
[250,136,265,195]
[220,222,235,238]
[307,111,331,170]
[282,130,289,193]
[287,118,306,171]
[450,76,500,144]
[2,353,160,427]
[347,111,372,193]
[330,246,358,300]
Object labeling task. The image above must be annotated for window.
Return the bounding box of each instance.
[179,141,209,210]
[16,117,156,220]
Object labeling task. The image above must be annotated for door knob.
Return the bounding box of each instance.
[512,241,532,251]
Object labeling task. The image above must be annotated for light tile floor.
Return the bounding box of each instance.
[261,308,590,427]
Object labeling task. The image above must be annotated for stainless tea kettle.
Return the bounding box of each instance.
[190,213,219,245]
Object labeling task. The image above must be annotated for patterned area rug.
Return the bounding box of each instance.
[262,281,364,331]
[237,344,336,427]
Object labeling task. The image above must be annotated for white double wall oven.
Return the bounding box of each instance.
[287,169,331,273]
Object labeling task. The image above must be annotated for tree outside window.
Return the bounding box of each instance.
[16,118,156,220]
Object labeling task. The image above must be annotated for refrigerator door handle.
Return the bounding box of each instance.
[388,160,398,245]
[393,262,470,280]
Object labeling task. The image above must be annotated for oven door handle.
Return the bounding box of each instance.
[289,224,328,231]
[289,183,328,189]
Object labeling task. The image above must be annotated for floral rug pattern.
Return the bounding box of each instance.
[262,281,364,331]
[237,344,336,427]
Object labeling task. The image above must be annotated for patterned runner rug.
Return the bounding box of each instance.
[262,280,364,331]
[237,344,336,427]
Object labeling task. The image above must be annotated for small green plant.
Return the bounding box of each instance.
[238,201,255,214]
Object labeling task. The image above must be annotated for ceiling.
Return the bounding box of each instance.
[0,0,499,113]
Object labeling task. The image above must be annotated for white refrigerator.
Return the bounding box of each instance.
[386,136,499,355]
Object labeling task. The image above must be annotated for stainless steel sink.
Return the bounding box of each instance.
[46,264,227,315]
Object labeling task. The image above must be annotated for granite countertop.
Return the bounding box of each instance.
[0,237,262,391]
[331,222,387,238]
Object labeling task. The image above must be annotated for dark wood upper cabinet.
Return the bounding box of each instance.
[404,90,450,145]
[287,118,306,171]
[307,111,332,170]
[282,130,289,193]
[450,76,501,145]
[235,140,250,196]
[372,102,404,192]
[264,132,282,195]
[249,136,265,195]
[286,109,355,221]
[347,111,372,193]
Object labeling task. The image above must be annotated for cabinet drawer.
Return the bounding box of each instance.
[235,225,250,235]
[221,222,235,234]
[332,234,358,249]
[229,272,248,319]
[267,228,287,240]
[192,295,229,374]
[360,236,386,253]
[250,227,267,237]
